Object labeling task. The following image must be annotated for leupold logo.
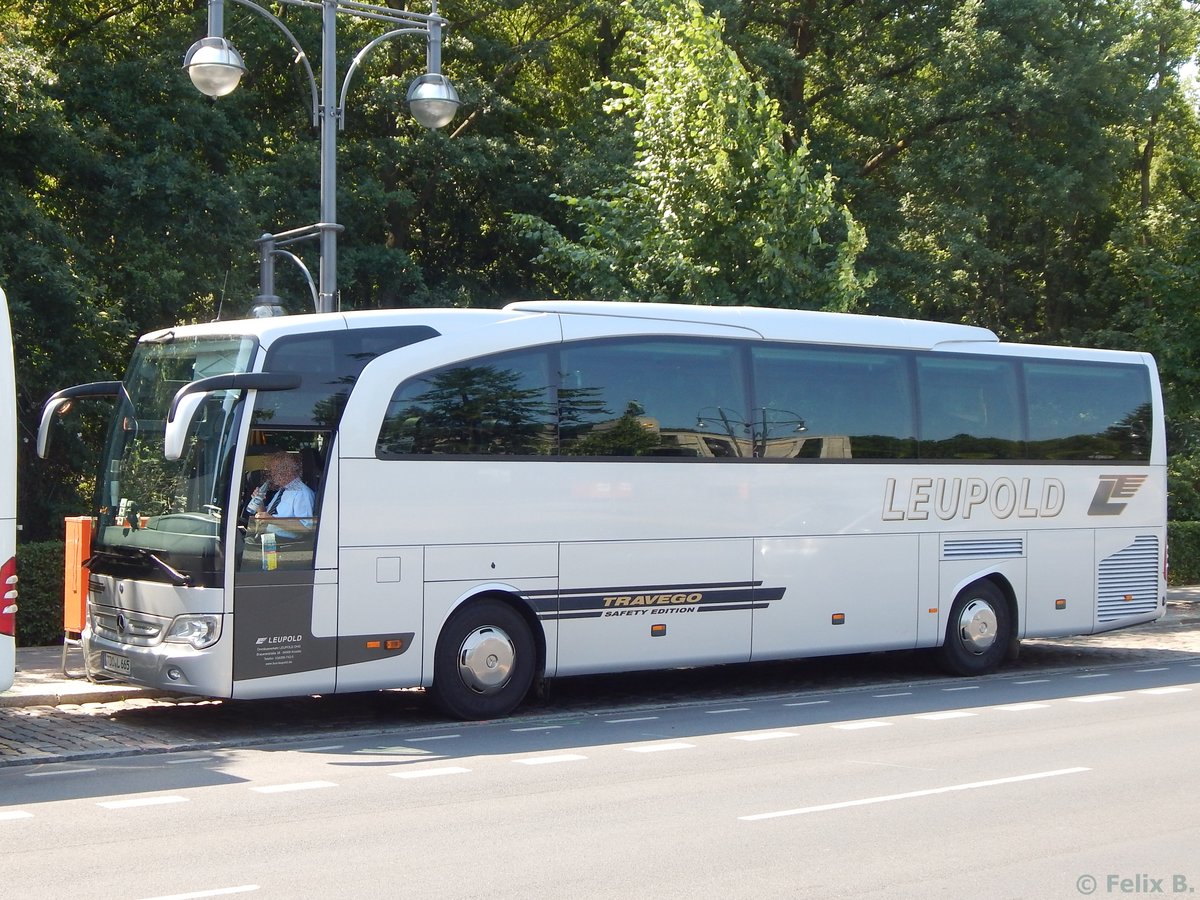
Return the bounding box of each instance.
[1088,475,1148,516]
[255,635,303,645]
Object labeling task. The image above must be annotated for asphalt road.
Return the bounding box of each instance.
[2,656,1198,900]
[2,597,1198,767]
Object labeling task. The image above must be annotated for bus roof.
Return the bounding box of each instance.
[505,300,999,351]
[142,301,1002,354]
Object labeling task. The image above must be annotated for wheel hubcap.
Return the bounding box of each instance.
[957,598,999,655]
[457,625,516,694]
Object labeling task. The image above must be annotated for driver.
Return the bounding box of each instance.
[244,452,315,539]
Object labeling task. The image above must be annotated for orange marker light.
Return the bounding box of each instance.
[651,624,666,637]
[1055,599,1067,610]
[831,613,845,625]
[366,640,382,649]
[385,639,403,650]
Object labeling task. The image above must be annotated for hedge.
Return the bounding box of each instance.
[15,540,66,647]
[1168,522,1200,585]
[10,524,1199,649]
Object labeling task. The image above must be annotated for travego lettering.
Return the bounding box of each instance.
[602,592,703,608]
[882,476,1065,522]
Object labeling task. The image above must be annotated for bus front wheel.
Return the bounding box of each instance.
[936,581,1012,676]
[431,598,536,720]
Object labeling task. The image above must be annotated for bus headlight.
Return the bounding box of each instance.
[165,614,222,649]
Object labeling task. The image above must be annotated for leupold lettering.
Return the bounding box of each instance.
[882,477,1065,521]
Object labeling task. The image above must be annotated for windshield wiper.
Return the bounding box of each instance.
[87,549,194,587]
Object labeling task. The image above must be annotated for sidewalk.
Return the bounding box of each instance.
[0,645,176,709]
[4,587,1200,710]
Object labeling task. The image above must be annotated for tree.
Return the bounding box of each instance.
[517,0,867,309]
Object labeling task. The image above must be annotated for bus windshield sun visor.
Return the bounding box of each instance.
[37,381,124,459]
[165,372,302,461]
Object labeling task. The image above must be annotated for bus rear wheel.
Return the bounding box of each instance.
[936,580,1012,676]
[431,598,535,720]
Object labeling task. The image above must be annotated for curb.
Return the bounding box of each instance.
[0,688,175,709]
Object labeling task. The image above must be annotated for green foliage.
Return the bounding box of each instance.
[14,541,66,648]
[1168,522,1200,584]
[517,0,867,308]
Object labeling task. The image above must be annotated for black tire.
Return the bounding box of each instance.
[430,598,536,720]
[936,580,1012,676]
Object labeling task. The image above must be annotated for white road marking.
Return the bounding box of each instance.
[732,731,797,742]
[137,885,259,900]
[293,744,343,752]
[1015,679,1050,684]
[0,810,33,821]
[1135,667,1168,673]
[784,700,830,707]
[514,754,588,765]
[996,702,1050,711]
[915,711,977,720]
[165,757,214,765]
[874,692,912,698]
[740,767,1091,821]
[707,707,751,715]
[407,735,461,742]
[1075,673,1109,679]
[511,725,562,732]
[605,716,660,724]
[391,766,471,779]
[1139,687,1191,695]
[25,767,96,777]
[1067,695,1122,703]
[831,721,892,731]
[941,685,979,692]
[250,781,337,794]
[99,795,189,810]
[625,742,695,753]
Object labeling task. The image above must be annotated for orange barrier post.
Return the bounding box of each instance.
[62,516,92,677]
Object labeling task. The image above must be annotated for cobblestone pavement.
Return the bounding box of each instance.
[3,594,1199,769]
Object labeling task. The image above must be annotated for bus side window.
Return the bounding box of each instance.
[916,356,1022,459]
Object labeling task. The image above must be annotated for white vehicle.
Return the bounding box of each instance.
[0,287,17,693]
[37,301,1166,718]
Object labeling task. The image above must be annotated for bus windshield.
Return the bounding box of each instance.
[93,333,257,586]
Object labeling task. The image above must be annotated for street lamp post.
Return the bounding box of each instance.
[183,0,459,316]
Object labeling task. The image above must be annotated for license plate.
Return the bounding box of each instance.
[102,652,131,676]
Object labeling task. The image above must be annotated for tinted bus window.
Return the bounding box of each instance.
[750,345,916,459]
[1024,360,1151,460]
[917,356,1023,459]
[378,349,557,456]
[559,339,748,458]
[259,326,438,429]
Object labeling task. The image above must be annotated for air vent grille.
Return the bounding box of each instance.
[1097,535,1160,623]
[942,537,1024,560]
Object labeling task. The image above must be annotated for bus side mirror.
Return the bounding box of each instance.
[36,381,123,459]
[164,372,302,461]
[164,392,207,461]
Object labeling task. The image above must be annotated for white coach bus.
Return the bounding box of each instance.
[37,301,1166,718]
[0,287,17,693]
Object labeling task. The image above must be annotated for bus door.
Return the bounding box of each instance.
[231,429,336,698]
